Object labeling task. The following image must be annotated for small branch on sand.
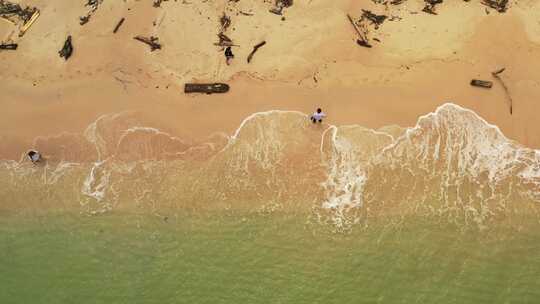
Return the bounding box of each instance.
[113,76,132,92]
[239,11,253,16]
[113,17,125,33]
[247,41,266,63]
[134,35,161,51]
[491,67,513,114]
[58,35,73,60]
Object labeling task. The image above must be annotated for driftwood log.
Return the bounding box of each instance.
[0,43,17,50]
[184,83,230,94]
[113,17,125,33]
[470,79,493,88]
[247,41,266,63]
[59,35,73,60]
[134,35,161,51]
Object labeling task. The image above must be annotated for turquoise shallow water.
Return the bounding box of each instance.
[1,211,540,304]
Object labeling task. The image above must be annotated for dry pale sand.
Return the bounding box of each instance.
[1,0,540,160]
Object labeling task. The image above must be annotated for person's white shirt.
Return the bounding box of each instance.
[312,112,326,120]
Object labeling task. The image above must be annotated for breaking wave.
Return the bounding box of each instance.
[1,104,539,229]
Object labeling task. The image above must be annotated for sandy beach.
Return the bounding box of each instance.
[1,0,539,161]
[3,2,540,302]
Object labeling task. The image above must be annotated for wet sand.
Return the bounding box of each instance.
[1,0,540,161]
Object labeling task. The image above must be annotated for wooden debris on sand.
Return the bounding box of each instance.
[0,0,40,37]
[481,0,509,13]
[0,43,17,50]
[347,14,371,48]
[216,11,235,49]
[371,0,407,4]
[247,41,266,63]
[269,0,293,15]
[220,13,231,31]
[18,9,39,37]
[215,33,236,47]
[153,0,169,8]
[59,35,73,60]
[80,0,102,25]
[361,10,387,30]
[470,79,493,88]
[134,35,161,51]
[184,83,230,94]
[113,18,125,33]
[491,67,513,114]
[0,0,36,22]
[422,0,443,15]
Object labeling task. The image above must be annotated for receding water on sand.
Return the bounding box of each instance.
[1,104,540,303]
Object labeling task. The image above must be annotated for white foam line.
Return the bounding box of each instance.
[320,125,337,154]
[116,126,189,150]
[380,102,537,155]
[229,110,307,141]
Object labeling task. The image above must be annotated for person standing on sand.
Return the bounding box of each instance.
[225,46,234,65]
[310,108,326,123]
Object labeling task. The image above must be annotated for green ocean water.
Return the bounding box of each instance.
[1,211,540,304]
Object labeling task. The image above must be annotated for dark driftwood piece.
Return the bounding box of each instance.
[481,0,508,13]
[59,36,73,60]
[184,83,230,94]
[113,17,125,33]
[491,67,513,114]
[134,35,161,51]
[247,41,266,63]
[470,79,493,89]
[0,43,17,50]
